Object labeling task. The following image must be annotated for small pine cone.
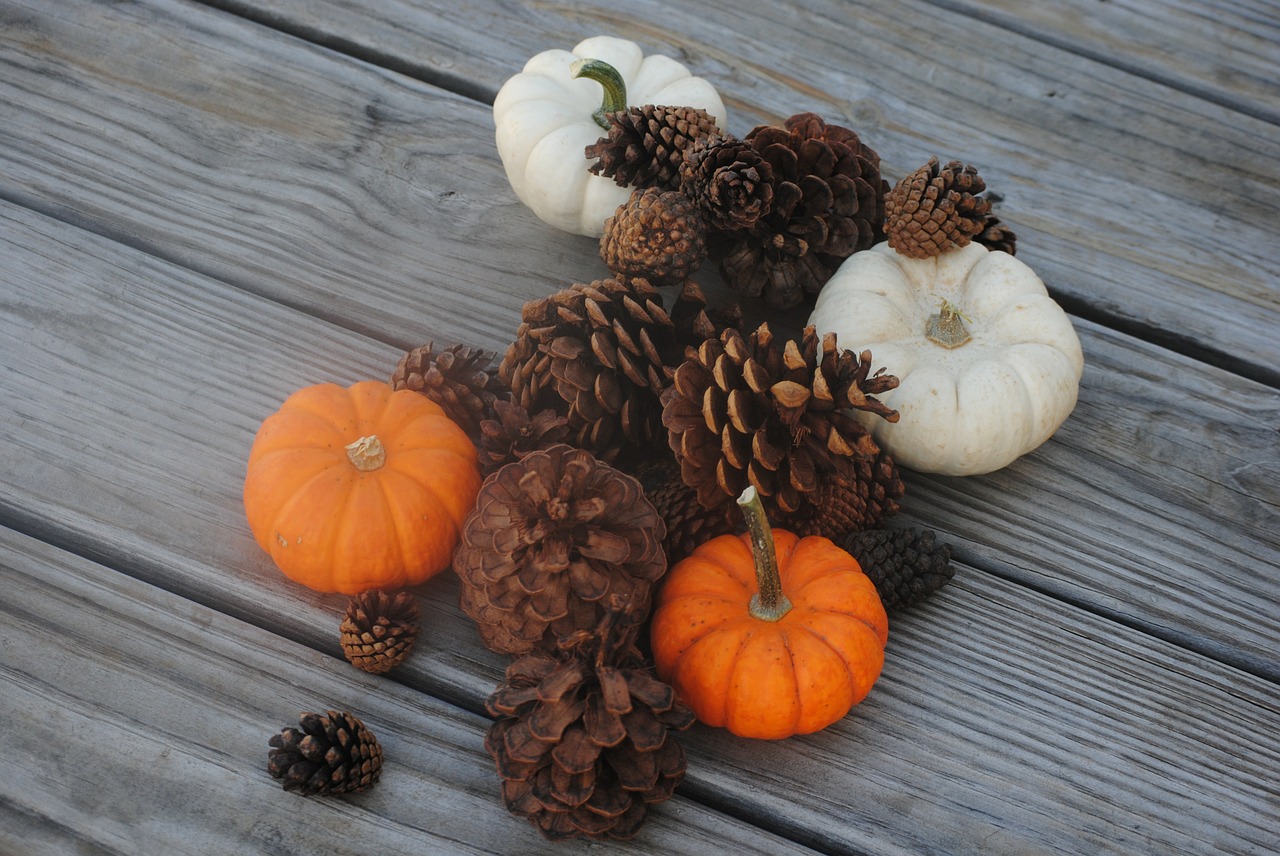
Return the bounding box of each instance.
[680,135,775,232]
[485,608,695,841]
[391,342,506,437]
[339,589,421,674]
[842,527,956,611]
[586,105,721,191]
[477,399,572,476]
[454,445,667,655]
[267,710,383,795]
[633,456,736,565]
[974,213,1017,255]
[662,323,900,524]
[715,113,886,308]
[885,157,992,259]
[499,278,734,464]
[785,448,905,540]
[600,188,707,287]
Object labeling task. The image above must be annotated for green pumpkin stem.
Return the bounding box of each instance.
[738,486,793,621]
[571,58,628,130]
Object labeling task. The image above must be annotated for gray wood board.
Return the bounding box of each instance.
[0,528,820,856]
[174,0,1280,383]
[1,190,1278,852]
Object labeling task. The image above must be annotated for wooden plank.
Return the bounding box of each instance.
[1,185,1278,851]
[178,0,1280,383]
[0,527,821,856]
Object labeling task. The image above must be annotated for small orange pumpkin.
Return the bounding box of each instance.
[650,487,888,739]
[243,380,481,594]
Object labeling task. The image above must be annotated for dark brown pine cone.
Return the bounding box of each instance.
[680,135,775,232]
[485,606,694,841]
[339,589,420,674]
[453,445,667,655]
[499,278,733,465]
[390,342,506,437]
[267,710,383,795]
[715,112,886,308]
[586,105,721,191]
[884,157,993,258]
[974,212,1017,255]
[784,448,904,540]
[476,398,572,476]
[600,187,707,287]
[661,323,899,524]
[842,527,956,611]
[633,456,737,565]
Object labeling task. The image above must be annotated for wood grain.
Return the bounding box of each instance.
[0,529,821,855]
[0,190,1277,853]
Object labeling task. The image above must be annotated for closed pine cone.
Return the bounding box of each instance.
[884,157,992,258]
[680,135,775,231]
[600,187,707,287]
[842,527,955,611]
[453,445,667,655]
[339,589,420,674]
[586,104,720,191]
[267,710,383,795]
[633,456,736,565]
[390,342,506,437]
[784,448,905,540]
[661,323,899,524]
[476,398,571,476]
[485,607,694,841]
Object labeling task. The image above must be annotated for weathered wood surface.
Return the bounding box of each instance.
[0,528,819,856]
[0,0,1278,852]
[194,0,1280,384]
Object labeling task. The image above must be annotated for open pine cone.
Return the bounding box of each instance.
[390,342,506,437]
[586,104,720,192]
[339,589,421,674]
[267,711,383,796]
[476,398,571,476]
[884,157,992,258]
[499,278,735,465]
[453,445,667,655]
[486,606,694,841]
[713,113,887,308]
[662,324,900,525]
[680,135,776,232]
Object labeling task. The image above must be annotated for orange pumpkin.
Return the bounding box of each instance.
[650,487,888,739]
[243,380,481,594]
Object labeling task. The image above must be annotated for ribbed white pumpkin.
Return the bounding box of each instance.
[808,242,1084,476]
[493,36,727,238]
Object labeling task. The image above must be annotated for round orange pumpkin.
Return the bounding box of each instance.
[650,487,888,739]
[243,380,481,594]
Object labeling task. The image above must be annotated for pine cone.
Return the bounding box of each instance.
[715,113,886,308]
[662,324,899,524]
[680,135,775,231]
[586,105,720,191]
[842,527,956,611]
[339,589,420,674]
[391,342,506,437]
[785,448,904,539]
[633,456,736,565]
[884,157,992,259]
[267,710,383,795]
[477,399,572,476]
[486,607,694,841]
[600,188,707,287]
[974,212,1017,255]
[499,278,733,465]
[454,445,667,655]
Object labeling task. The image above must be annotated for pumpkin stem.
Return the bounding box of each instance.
[738,486,793,622]
[571,58,628,130]
[345,435,386,471]
[925,299,972,349]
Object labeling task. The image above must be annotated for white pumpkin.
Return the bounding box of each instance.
[808,242,1084,476]
[493,36,727,238]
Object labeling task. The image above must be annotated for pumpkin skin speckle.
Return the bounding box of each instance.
[243,381,480,594]
[650,529,887,739]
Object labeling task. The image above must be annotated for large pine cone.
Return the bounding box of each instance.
[339,589,421,674]
[600,187,707,287]
[662,324,899,524]
[267,711,383,795]
[499,278,733,465]
[454,445,667,655]
[715,113,886,308]
[884,157,992,258]
[586,105,721,192]
[390,342,506,437]
[680,135,775,232]
[486,609,694,841]
[784,448,904,540]
[843,527,955,611]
